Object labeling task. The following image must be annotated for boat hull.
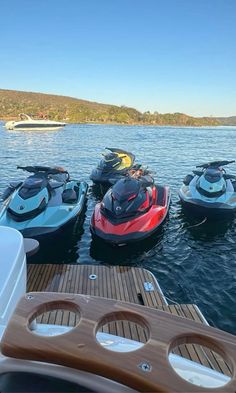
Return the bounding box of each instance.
[5,119,66,131]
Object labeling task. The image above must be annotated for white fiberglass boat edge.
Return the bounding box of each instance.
[5,114,66,131]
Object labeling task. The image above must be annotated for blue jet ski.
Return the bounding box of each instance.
[0,166,88,238]
[179,160,236,216]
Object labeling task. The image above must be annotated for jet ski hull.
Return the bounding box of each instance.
[179,195,236,218]
[18,211,84,239]
[179,164,236,218]
[91,186,170,245]
[179,178,236,217]
[0,181,88,239]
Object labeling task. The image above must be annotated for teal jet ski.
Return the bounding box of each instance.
[0,166,88,238]
[179,160,236,217]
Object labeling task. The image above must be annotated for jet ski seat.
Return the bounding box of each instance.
[49,181,65,189]
[62,189,78,204]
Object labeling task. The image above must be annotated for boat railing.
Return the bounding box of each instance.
[1,292,236,392]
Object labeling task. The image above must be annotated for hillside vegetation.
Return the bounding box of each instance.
[0,89,227,126]
[216,116,236,126]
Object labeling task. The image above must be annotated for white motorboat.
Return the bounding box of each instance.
[5,113,66,131]
[0,226,235,392]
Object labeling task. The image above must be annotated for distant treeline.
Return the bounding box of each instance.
[0,89,234,126]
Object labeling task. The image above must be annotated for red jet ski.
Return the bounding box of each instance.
[91,174,170,245]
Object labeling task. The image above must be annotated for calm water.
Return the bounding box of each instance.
[0,122,235,334]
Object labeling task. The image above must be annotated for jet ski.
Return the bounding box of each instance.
[179,160,236,216]
[90,147,135,187]
[0,166,88,238]
[91,171,170,245]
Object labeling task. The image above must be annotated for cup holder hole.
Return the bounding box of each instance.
[169,342,232,388]
[96,311,149,352]
[28,301,80,336]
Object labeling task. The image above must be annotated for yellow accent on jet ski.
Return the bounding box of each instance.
[104,152,133,171]
[116,153,133,171]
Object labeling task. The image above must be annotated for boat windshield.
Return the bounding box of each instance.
[19,113,32,121]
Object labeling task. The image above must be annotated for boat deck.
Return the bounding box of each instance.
[27,264,231,377]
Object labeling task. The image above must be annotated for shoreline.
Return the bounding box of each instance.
[1,119,235,128]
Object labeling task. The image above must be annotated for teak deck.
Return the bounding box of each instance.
[27,264,231,377]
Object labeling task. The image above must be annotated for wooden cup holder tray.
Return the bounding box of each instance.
[1,292,236,392]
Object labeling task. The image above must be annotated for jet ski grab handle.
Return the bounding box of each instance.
[1,293,236,393]
[17,166,69,176]
[196,160,235,169]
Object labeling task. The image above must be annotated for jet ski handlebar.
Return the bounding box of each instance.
[196,160,235,169]
[17,166,69,176]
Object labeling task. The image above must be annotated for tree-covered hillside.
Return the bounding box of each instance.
[0,89,223,126]
[216,116,236,126]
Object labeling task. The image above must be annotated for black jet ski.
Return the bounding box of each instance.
[91,171,170,245]
[179,160,236,216]
[0,165,88,238]
[90,147,135,187]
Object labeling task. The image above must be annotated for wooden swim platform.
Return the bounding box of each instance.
[27,264,231,377]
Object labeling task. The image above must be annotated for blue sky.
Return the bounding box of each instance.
[0,0,236,116]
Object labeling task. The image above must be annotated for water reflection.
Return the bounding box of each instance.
[90,183,108,201]
[90,225,166,266]
[178,209,235,241]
